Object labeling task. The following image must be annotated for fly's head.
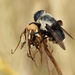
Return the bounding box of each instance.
[34,10,45,22]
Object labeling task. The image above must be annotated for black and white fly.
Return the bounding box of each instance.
[30,10,74,50]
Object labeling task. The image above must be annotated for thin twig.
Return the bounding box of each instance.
[11,31,24,54]
[43,41,63,75]
[46,55,52,75]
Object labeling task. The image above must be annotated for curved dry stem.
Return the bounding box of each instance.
[46,55,52,75]
[11,32,24,54]
[20,41,26,49]
[43,41,63,75]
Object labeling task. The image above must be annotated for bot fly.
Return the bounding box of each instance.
[30,10,74,50]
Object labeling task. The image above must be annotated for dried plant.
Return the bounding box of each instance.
[11,23,63,75]
[11,23,44,62]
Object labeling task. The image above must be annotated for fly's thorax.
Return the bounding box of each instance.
[40,20,53,31]
[38,20,46,31]
[45,13,53,18]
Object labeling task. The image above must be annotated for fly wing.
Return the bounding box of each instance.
[46,24,66,50]
[50,29,65,50]
[61,27,74,40]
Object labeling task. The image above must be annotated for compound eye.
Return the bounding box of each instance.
[34,10,44,21]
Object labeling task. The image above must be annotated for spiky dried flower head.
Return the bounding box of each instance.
[11,23,44,62]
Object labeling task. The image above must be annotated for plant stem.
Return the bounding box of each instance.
[43,41,63,75]
[46,55,52,75]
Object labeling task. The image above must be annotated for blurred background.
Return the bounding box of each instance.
[0,0,75,75]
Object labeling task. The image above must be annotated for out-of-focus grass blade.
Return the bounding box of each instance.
[0,57,17,75]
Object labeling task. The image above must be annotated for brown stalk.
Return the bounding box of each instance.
[43,41,63,75]
[46,55,52,75]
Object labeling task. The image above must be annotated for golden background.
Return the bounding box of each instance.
[0,0,75,75]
